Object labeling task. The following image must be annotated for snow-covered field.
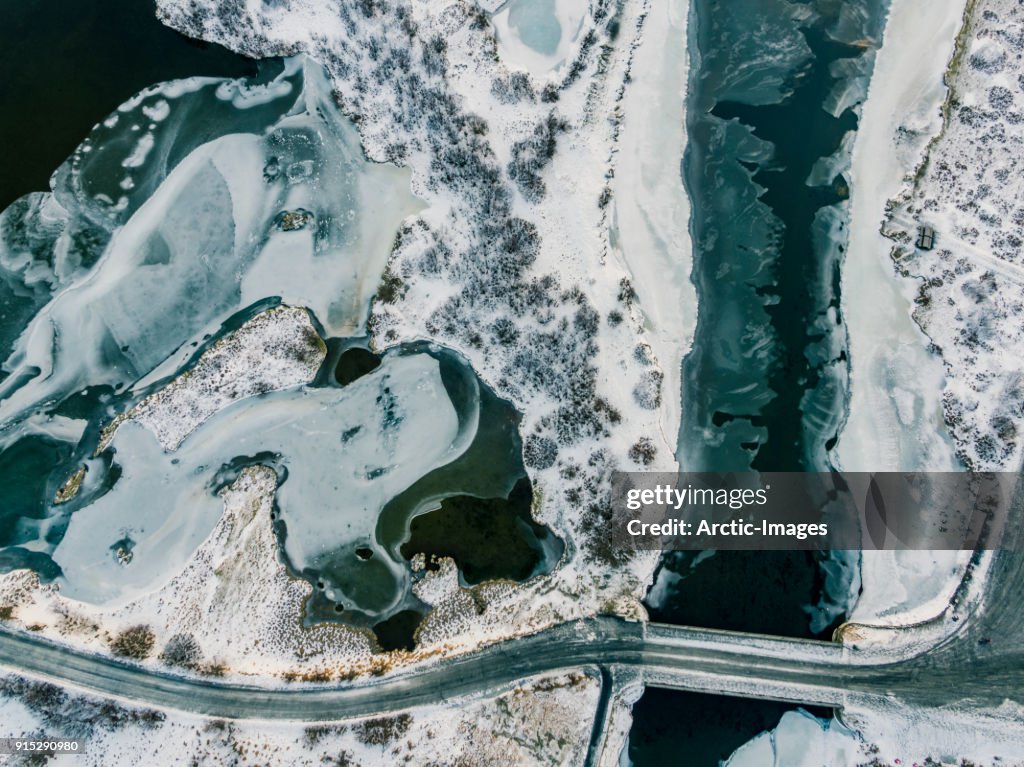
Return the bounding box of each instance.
[882,0,1024,474]
[841,698,1024,767]
[838,0,966,479]
[0,669,599,766]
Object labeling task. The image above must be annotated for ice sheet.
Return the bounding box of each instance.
[724,710,863,767]
[0,57,418,446]
[53,352,471,612]
[837,0,970,625]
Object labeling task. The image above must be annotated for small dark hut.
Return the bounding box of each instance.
[916,225,936,250]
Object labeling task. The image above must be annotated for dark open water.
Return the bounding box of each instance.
[0,0,256,211]
[654,0,890,640]
[629,689,832,767]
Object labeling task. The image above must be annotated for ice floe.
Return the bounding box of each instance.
[723,709,863,767]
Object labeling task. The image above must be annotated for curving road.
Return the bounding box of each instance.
[0,595,1020,723]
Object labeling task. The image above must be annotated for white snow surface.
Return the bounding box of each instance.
[842,698,1024,767]
[608,0,696,451]
[839,0,966,476]
[0,668,599,766]
[837,0,981,629]
[880,0,1024,473]
[99,305,326,452]
[723,704,1024,767]
[723,710,865,767]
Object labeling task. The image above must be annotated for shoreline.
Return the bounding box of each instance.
[609,0,695,461]
[837,0,969,625]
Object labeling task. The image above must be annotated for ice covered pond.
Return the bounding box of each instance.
[48,331,557,627]
[489,0,588,78]
[0,54,560,634]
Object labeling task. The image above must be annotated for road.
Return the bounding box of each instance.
[0,589,1020,723]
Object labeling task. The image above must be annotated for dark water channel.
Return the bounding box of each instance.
[653,0,890,640]
[635,0,890,759]
[629,689,832,767]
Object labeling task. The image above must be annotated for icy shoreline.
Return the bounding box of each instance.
[607,0,696,451]
[881,0,1024,474]
[838,0,970,628]
[838,0,966,478]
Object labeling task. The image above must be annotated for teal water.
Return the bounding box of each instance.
[506,0,562,55]
[0,6,556,648]
[297,340,562,644]
[0,436,73,548]
[651,0,890,638]
[636,0,889,757]
[679,8,885,475]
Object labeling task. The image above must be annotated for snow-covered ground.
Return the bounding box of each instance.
[607,0,695,451]
[721,703,1024,767]
[97,306,326,453]
[836,0,1013,631]
[135,0,693,667]
[838,0,966,478]
[882,0,1024,474]
[842,698,1024,767]
[0,669,599,766]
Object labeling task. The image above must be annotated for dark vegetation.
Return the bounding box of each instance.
[507,113,569,202]
[159,632,202,669]
[109,625,156,660]
[628,438,657,466]
[0,676,164,739]
[353,714,412,746]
